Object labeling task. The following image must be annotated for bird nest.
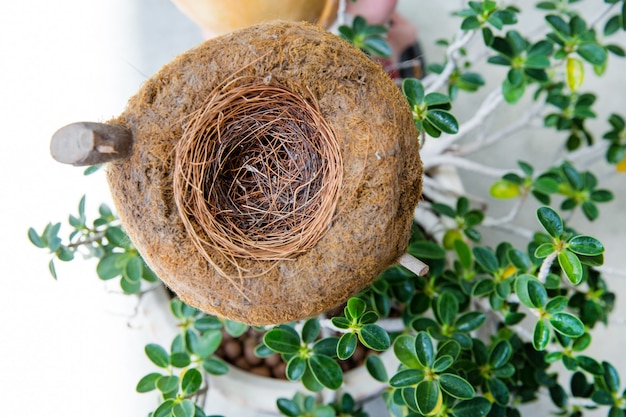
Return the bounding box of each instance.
[106,21,422,325]
[174,81,342,277]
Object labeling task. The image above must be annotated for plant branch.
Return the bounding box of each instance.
[67,231,105,248]
[423,154,515,178]
[423,30,477,94]
[422,88,505,158]
[454,103,545,156]
[538,251,558,283]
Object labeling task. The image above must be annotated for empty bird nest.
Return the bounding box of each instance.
[106,21,422,325]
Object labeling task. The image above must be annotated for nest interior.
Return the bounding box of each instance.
[107,21,422,325]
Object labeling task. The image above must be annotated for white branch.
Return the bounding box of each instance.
[538,251,558,284]
[455,103,545,156]
[423,154,515,178]
[423,30,478,94]
[422,88,505,158]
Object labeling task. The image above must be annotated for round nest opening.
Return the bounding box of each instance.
[174,81,343,273]
[107,21,422,325]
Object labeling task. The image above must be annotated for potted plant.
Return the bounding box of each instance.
[29,1,626,416]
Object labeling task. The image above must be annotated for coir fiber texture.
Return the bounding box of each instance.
[107,21,422,325]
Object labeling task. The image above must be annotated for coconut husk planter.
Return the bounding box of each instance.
[52,21,423,325]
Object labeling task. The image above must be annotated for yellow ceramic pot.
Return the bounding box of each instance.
[171,0,338,35]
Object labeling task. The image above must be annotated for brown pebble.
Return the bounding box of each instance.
[249,366,272,378]
[272,362,287,379]
[223,340,243,361]
[234,356,251,371]
[244,340,263,366]
[264,353,281,367]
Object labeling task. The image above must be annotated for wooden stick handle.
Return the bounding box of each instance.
[398,253,429,276]
[50,122,132,166]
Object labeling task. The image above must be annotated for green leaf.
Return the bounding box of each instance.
[346,297,366,320]
[286,356,307,381]
[263,326,301,354]
[490,179,521,199]
[194,316,223,332]
[365,354,388,382]
[577,355,604,375]
[359,324,390,351]
[546,14,571,37]
[537,206,563,238]
[408,241,446,259]
[145,344,170,368]
[403,78,425,105]
[489,340,512,369]
[362,36,391,58]
[96,253,124,280]
[337,332,357,360]
[592,390,614,406]
[545,296,568,314]
[452,397,492,417]
[276,398,299,417]
[170,352,191,368]
[415,332,435,368]
[426,109,459,134]
[302,318,320,344]
[181,368,203,395]
[153,399,176,417]
[49,259,57,279]
[390,369,425,387]
[550,312,585,337]
[172,399,195,417]
[308,355,343,390]
[534,242,556,258]
[533,320,551,350]
[437,291,459,326]
[394,335,420,368]
[502,77,526,103]
[473,246,499,274]
[424,92,452,107]
[415,380,442,415]
[487,377,510,406]
[558,251,584,285]
[568,235,604,256]
[27,228,45,248]
[136,372,162,393]
[439,373,475,400]
[223,319,247,337]
[603,361,621,393]
[433,355,454,373]
[156,375,179,394]
[194,330,222,358]
[578,43,607,65]
[124,255,143,282]
[455,312,486,333]
[202,357,228,375]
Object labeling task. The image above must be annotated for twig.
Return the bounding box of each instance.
[538,251,558,283]
[423,154,515,178]
[423,30,477,94]
[454,103,545,156]
[67,231,105,248]
[422,88,504,158]
[481,193,528,227]
[481,218,535,240]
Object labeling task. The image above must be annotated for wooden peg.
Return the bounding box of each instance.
[50,122,133,166]
[398,253,429,276]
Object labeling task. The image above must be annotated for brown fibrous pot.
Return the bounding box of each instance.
[107,21,422,325]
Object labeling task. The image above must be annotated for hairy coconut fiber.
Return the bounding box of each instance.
[107,21,422,325]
